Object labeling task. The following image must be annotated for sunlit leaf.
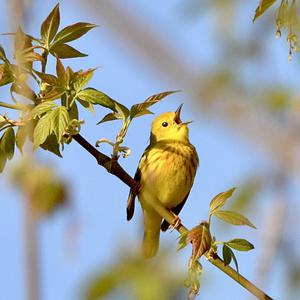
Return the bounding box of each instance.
[51,106,70,141]
[33,111,53,148]
[209,187,236,214]
[114,101,129,119]
[213,210,256,229]
[97,113,120,125]
[72,69,95,92]
[77,88,116,110]
[34,70,59,86]
[226,239,254,251]
[41,3,60,46]
[0,64,14,86]
[50,43,87,59]
[52,22,97,46]
[130,90,179,119]
[253,0,277,21]
[0,127,15,160]
[56,58,65,80]
[16,125,27,153]
[29,101,56,119]
[0,45,9,63]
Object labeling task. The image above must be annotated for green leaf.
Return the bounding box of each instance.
[34,70,59,86]
[72,69,95,92]
[114,102,130,120]
[130,90,178,119]
[132,109,154,118]
[77,88,116,110]
[209,187,236,214]
[0,64,14,87]
[16,125,27,153]
[0,128,15,159]
[177,231,189,250]
[29,101,56,119]
[51,106,70,141]
[230,248,239,274]
[222,244,232,266]
[50,43,87,59]
[213,210,256,229]
[33,112,53,148]
[56,58,65,80]
[41,3,60,46]
[253,0,277,22]
[68,102,79,120]
[40,133,62,157]
[0,151,7,172]
[52,22,97,46]
[226,239,255,251]
[0,45,9,62]
[97,113,120,125]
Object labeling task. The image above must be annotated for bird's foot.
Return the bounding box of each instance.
[169,213,181,232]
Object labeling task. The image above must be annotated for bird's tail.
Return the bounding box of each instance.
[142,209,162,258]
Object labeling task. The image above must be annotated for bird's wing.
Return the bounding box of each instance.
[126,144,152,221]
[126,167,141,221]
[160,192,190,231]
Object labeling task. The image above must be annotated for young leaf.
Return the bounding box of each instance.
[0,128,15,159]
[178,222,212,262]
[130,90,179,119]
[0,45,9,63]
[226,239,254,251]
[213,210,256,229]
[0,151,7,172]
[230,248,239,274]
[68,102,79,120]
[34,70,59,86]
[77,88,116,110]
[41,3,60,46]
[209,187,236,214]
[16,125,27,153]
[114,102,130,120]
[253,0,277,22]
[56,58,65,80]
[177,231,189,250]
[29,101,56,119]
[51,106,70,141]
[0,64,14,86]
[52,22,97,46]
[72,69,95,92]
[222,244,232,266]
[50,43,87,59]
[97,113,120,125]
[33,112,53,148]
[40,133,62,157]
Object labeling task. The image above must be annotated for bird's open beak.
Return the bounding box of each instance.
[174,104,183,124]
[174,104,193,125]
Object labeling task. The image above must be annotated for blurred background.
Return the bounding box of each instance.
[1,0,300,299]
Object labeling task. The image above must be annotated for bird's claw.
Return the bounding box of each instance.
[169,213,181,232]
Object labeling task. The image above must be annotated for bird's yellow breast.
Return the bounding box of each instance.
[138,140,198,208]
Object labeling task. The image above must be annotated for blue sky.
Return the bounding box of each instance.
[1,1,298,299]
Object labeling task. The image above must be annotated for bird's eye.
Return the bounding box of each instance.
[162,122,168,127]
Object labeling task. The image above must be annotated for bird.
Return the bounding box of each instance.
[127,104,199,258]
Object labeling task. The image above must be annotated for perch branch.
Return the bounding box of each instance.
[72,133,273,300]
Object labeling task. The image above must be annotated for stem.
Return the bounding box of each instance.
[72,133,273,300]
[24,203,40,300]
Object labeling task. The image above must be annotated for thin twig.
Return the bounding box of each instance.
[72,133,273,300]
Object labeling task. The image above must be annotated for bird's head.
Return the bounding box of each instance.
[150,104,192,143]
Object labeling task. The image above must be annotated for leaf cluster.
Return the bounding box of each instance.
[253,0,299,60]
[177,188,256,296]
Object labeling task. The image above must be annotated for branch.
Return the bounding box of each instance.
[73,133,273,300]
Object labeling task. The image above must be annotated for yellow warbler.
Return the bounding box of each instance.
[127,104,199,258]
